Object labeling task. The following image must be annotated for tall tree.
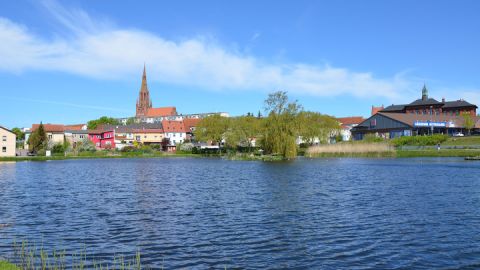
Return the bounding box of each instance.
[28,122,47,153]
[261,91,302,159]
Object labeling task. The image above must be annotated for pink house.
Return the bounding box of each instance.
[88,130,115,149]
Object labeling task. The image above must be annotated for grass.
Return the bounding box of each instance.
[396,149,480,158]
[2,240,146,270]
[443,136,480,146]
[0,261,20,270]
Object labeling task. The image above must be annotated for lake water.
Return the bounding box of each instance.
[0,158,479,269]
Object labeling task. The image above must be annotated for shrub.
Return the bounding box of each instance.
[391,134,448,147]
[363,134,386,143]
[51,143,65,154]
[179,143,194,152]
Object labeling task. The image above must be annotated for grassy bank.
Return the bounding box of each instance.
[396,149,480,158]
[0,152,201,162]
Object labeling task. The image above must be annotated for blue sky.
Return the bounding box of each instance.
[1,0,480,128]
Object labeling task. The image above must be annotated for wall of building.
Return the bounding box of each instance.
[0,128,16,157]
[133,132,164,144]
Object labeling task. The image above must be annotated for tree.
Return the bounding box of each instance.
[298,111,340,145]
[462,112,475,135]
[87,116,120,130]
[28,122,47,153]
[194,115,230,152]
[11,127,25,140]
[261,91,303,159]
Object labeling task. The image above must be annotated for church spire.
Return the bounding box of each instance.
[136,64,152,117]
[421,84,428,101]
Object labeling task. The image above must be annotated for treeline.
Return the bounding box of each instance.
[194,91,340,159]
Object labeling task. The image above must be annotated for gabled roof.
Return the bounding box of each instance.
[377,112,478,128]
[64,124,86,130]
[132,128,164,134]
[0,126,15,134]
[183,118,202,132]
[337,117,364,126]
[381,104,406,112]
[443,100,478,108]
[145,107,177,117]
[162,120,186,133]
[407,98,442,107]
[31,124,65,133]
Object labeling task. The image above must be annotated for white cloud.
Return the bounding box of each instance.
[0,1,421,101]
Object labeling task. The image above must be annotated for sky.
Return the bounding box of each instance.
[1,0,480,128]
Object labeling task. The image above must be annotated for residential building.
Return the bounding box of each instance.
[337,116,365,141]
[25,124,65,149]
[162,120,186,145]
[0,126,16,157]
[88,130,115,149]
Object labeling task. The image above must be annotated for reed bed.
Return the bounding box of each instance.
[306,143,395,158]
[5,240,146,270]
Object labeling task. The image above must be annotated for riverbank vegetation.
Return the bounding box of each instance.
[305,143,395,158]
[195,91,340,160]
[0,240,145,270]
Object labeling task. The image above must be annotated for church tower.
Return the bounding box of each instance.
[136,64,153,117]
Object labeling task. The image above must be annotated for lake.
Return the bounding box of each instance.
[0,158,479,269]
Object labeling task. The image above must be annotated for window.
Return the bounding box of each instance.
[2,146,6,152]
[80,135,84,139]
[2,136,6,142]
[48,135,53,139]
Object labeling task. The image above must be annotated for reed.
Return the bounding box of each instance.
[7,240,146,270]
[306,143,395,158]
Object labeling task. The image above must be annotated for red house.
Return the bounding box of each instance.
[88,130,115,149]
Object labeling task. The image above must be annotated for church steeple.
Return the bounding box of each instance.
[421,84,428,101]
[136,64,153,117]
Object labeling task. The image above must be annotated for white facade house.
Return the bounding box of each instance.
[0,126,16,157]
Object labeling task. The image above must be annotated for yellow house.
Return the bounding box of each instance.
[25,124,65,150]
[0,126,16,157]
[133,129,164,144]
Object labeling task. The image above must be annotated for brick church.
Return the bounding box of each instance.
[135,65,177,118]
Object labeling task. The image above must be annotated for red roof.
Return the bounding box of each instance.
[162,120,186,133]
[337,117,365,125]
[64,124,86,130]
[145,107,177,117]
[183,118,201,132]
[31,124,65,132]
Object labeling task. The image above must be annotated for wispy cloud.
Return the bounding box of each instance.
[0,96,130,113]
[0,1,423,102]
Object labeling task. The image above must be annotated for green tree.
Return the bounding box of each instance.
[298,111,341,145]
[11,127,25,140]
[87,116,120,130]
[261,91,303,159]
[462,112,475,135]
[28,122,47,153]
[195,115,230,152]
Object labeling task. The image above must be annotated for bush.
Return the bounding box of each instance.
[121,146,137,152]
[179,143,194,152]
[363,134,386,143]
[391,134,448,147]
[51,143,65,154]
[36,149,46,156]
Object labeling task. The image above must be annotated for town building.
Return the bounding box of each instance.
[162,120,187,145]
[352,86,479,140]
[25,124,66,149]
[337,116,365,141]
[88,130,115,149]
[0,126,16,157]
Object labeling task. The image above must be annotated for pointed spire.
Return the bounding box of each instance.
[422,83,428,101]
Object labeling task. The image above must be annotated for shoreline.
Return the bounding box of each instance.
[2,149,480,162]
